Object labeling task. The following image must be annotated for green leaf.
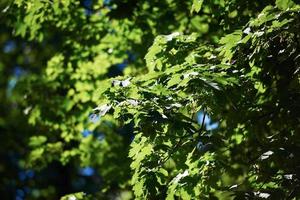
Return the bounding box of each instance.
[29,136,47,147]
[60,192,87,200]
[276,0,295,10]
[191,0,204,13]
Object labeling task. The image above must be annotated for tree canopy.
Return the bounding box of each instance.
[0,0,300,199]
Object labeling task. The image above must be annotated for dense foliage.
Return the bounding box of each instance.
[1,0,300,199]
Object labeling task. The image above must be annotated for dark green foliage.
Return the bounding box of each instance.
[97,2,300,199]
[1,0,300,199]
